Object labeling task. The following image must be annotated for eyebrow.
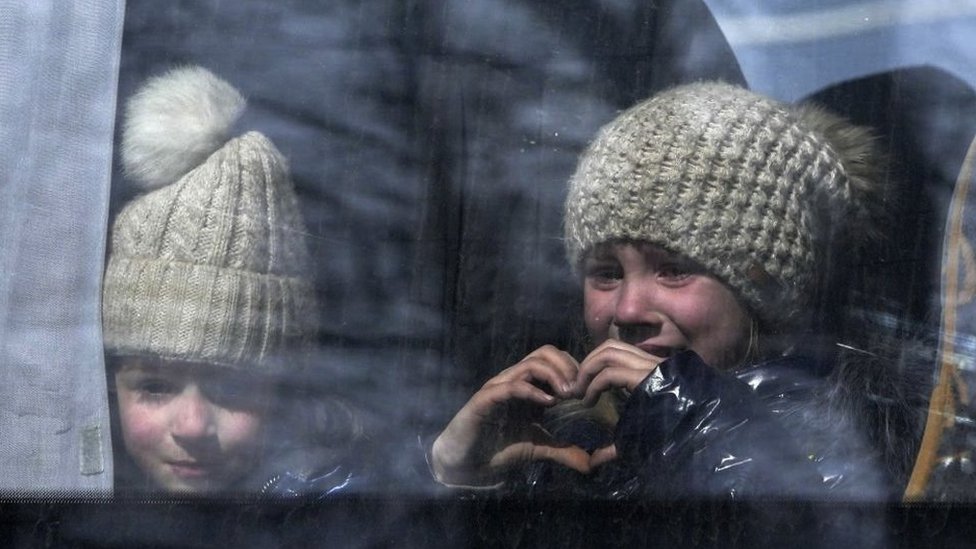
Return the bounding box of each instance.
[585,245,618,261]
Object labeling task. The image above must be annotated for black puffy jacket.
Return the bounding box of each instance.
[512,350,895,500]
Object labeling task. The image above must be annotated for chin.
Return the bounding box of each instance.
[148,468,236,495]
[157,478,223,495]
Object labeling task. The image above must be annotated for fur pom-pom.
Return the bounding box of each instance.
[793,104,888,249]
[122,66,245,189]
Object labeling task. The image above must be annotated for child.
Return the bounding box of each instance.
[430,82,922,499]
[103,66,357,495]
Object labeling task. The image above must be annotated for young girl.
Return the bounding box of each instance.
[430,82,922,499]
[103,66,359,496]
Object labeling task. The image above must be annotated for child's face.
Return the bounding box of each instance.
[583,242,751,369]
[114,358,272,494]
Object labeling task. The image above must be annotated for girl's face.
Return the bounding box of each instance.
[114,358,272,494]
[583,242,752,369]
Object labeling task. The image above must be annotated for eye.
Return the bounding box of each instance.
[657,261,695,285]
[584,263,622,290]
[133,378,180,403]
[202,377,266,411]
[140,379,177,394]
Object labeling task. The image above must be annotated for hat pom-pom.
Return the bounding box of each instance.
[794,103,886,249]
[122,66,245,189]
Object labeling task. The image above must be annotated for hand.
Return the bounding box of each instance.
[430,345,590,487]
[574,339,666,468]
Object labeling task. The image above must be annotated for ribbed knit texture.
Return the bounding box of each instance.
[103,131,318,373]
[565,82,858,327]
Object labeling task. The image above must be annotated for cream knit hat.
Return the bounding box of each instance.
[564,82,881,327]
[102,66,318,373]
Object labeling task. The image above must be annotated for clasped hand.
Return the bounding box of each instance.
[430,340,663,487]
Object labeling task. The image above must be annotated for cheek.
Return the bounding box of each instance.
[117,395,167,455]
[215,410,265,451]
[681,289,750,365]
[583,287,613,341]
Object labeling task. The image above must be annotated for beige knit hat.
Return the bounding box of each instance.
[564,82,881,327]
[102,66,318,373]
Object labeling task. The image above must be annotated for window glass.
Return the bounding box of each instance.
[5,0,976,544]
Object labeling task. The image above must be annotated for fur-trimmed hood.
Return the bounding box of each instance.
[823,325,935,490]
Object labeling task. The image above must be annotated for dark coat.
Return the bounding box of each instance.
[509,350,914,501]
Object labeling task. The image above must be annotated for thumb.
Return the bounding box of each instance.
[589,444,618,469]
[489,441,593,475]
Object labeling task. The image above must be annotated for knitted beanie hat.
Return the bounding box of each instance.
[102,66,318,374]
[564,82,881,327]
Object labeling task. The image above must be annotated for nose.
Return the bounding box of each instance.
[171,387,216,441]
[611,276,664,343]
[613,276,653,325]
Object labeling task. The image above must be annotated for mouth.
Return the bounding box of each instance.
[167,460,217,479]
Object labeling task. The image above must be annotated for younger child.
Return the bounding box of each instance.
[103,66,355,495]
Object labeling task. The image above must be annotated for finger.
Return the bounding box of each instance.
[485,353,578,397]
[489,441,592,475]
[441,380,557,448]
[524,345,581,380]
[589,444,618,469]
[576,343,660,394]
[484,358,573,397]
[581,367,652,406]
[432,381,560,483]
[582,339,660,369]
[591,338,665,361]
[578,340,652,381]
[465,379,559,420]
[492,345,579,383]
